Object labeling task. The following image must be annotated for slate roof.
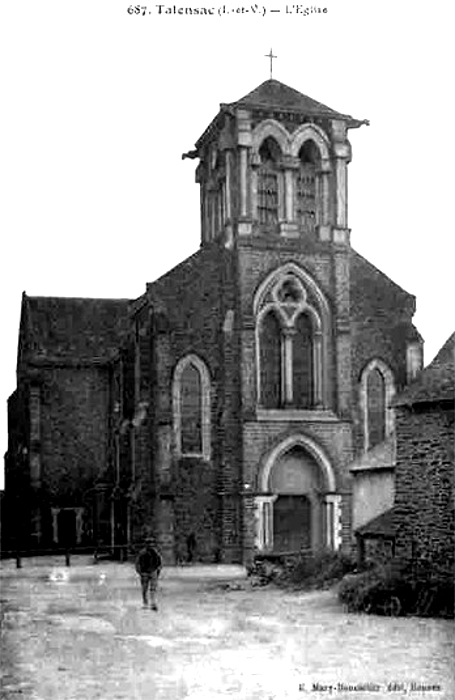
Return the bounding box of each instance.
[231,79,356,121]
[355,507,396,538]
[23,294,130,361]
[194,79,368,151]
[394,332,455,407]
[350,250,417,320]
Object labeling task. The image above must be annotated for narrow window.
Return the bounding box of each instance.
[367,368,386,447]
[293,313,314,408]
[258,137,281,226]
[260,311,282,408]
[180,363,202,454]
[296,140,319,233]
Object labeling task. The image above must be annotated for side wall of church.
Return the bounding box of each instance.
[3,388,31,548]
[37,365,111,544]
[350,253,417,456]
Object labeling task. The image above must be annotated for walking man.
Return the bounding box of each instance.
[135,537,162,611]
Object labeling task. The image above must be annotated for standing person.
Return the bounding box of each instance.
[135,537,162,611]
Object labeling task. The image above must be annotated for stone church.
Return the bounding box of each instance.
[4,78,424,564]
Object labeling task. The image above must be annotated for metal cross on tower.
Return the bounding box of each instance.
[265,48,277,79]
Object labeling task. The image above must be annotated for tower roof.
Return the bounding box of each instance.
[231,79,355,121]
[192,78,368,152]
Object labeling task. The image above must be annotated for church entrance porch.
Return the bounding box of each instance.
[254,436,341,554]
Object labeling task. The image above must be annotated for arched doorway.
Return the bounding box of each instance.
[255,436,341,553]
[269,445,323,552]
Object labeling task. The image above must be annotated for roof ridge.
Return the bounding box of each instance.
[26,294,131,302]
[231,78,356,121]
[350,249,415,302]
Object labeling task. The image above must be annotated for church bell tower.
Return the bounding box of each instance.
[186,78,368,250]
[182,76,370,559]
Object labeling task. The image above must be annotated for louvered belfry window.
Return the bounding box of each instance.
[296,140,319,233]
[258,137,281,226]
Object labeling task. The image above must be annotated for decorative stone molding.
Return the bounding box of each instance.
[260,433,336,493]
[324,494,342,550]
[254,495,277,550]
[254,263,330,409]
[254,435,340,552]
[290,123,331,161]
[255,408,340,422]
[251,119,291,155]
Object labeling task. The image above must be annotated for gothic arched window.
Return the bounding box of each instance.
[360,359,395,451]
[173,355,211,459]
[255,267,328,410]
[296,140,320,233]
[293,313,314,409]
[258,137,282,226]
[259,310,282,408]
[180,364,202,454]
[366,368,386,448]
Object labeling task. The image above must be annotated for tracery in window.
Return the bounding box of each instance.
[257,137,282,226]
[296,140,320,233]
[255,268,327,410]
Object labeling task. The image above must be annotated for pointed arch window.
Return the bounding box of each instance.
[257,137,282,226]
[255,269,326,410]
[293,313,314,409]
[259,310,282,408]
[296,140,320,233]
[366,368,386,448]
[180,364,202,454]
[360,359,395,451]
[173,355,211,459]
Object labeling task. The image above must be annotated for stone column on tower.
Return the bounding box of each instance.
[332,119,351,245]
[236,108,253,236]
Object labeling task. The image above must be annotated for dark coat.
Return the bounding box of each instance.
[135,546,162,575]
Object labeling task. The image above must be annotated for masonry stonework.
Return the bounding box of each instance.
[394,404,454,568]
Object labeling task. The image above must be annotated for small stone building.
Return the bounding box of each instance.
[4,78,423,564]
[393,332,455,573]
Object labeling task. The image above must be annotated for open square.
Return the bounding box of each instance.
[1,558,454,700]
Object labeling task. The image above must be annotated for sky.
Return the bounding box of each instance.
[1,0,453,489]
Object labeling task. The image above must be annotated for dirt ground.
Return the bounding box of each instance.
[1,557,454,700]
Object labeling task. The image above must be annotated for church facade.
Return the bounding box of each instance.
[4,79,423,564]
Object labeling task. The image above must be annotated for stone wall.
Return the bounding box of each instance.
[351,469,395,531]
[37,364,111,544]
[393,402,454,570]
[350,252,418,455]
[140,242,243,563]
